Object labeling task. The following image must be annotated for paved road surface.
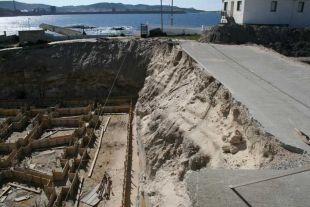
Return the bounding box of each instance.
[186,168,310,207]
[181,42,310,153]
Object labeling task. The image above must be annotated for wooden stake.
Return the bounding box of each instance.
[0,186,11,198]
[74,176,84,207]
[8,183,41,194]
[88,117,111,178]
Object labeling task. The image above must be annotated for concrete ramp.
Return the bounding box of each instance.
[186,168,310,207]
[40,23,82,36]
[181,42,310,153]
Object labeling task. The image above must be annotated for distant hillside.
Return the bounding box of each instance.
[0,1,204,13]
[57,3,203,13]
[0,1,50,11]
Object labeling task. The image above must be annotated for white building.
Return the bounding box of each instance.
[221,0,310,27]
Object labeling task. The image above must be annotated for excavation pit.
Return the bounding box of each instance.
[0,39,308,207]
[0,97,133,206]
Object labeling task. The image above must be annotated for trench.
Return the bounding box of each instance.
[0,39,308,207]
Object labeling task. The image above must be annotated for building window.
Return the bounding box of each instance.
[271,1,278,12]
[237,1,242,11]
[224,2,228,11]
[298,2,305,12]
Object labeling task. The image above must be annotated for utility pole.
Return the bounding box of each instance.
[13,0,16,11]
[160,0,163,32]
[171,0,174,26]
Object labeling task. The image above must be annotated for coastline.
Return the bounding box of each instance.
[0,10,198,17]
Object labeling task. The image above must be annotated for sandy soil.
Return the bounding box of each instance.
[135,41,310,207]
[19,148,64,174]
[5,123,32,143]
[1,185,48,207]
[40,128,75,140]
[0,117,5,124]
[131,116,141,207]
[80,114,128,207]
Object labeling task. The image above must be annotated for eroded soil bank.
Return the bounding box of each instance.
[135,40,310,206]
[0,39,154,99]
[0,39,308,207]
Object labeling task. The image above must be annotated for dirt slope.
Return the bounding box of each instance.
[0,39,154,99]
[135,41,309,206]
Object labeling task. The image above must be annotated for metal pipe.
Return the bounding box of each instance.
[13,0,16,11]
[160,0,163,32]
[171,0,174,26]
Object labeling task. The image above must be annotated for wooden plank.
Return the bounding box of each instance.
[41,130,59,139]
[0,195,7,203]
[81,184,100,206]
[8,183,41,194]
[87,117,110,178]
[15,195,31,202]
[104,117,111,132]
[74,176,84,207]
[0,186,11,198]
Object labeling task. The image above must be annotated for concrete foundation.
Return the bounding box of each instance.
[0,98,133,207]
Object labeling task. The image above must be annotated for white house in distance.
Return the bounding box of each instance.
[221,0,310,27]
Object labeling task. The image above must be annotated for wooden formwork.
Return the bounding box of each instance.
[31,135,74,150]
[6,168,52,187]
[0,97,134,108]
[0,113,29,140]
[29,108,47,117]
[0,108,20,116]
[96,105,130,114]
[62,143,79,159]
[43,117,81,128]
[53,161,70,182]
[0,143,15,154]
[0,100,27,108]
[122,102,134,207]
[55,104,93,117]
[54,187,70,206]
[45,187,57,207]
[0,97,134,206]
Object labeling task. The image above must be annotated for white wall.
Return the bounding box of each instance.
[290,0,310,27]
[223,0,245,24]
[222,0,310,27]
[243,0,292,25]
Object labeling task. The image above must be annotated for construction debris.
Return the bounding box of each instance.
[9,183,41,194]
[0,98,132,207]
[14,195,31,202]
[0,186,11,199]
[80,184,101,207]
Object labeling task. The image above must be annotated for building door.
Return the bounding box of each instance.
[230,1,235,17]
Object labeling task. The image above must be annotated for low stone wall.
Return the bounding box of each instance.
[18,30,46,44]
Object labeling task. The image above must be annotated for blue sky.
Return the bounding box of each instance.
[5,0,222,11]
